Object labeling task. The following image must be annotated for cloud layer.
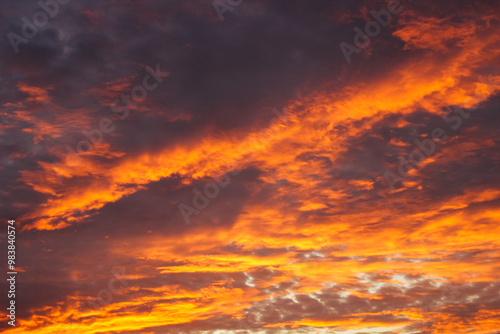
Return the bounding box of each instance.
[1,0,499,333]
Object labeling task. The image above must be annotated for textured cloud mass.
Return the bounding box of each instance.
[1,0,499,333]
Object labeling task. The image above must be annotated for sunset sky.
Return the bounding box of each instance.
[1,0,500,333]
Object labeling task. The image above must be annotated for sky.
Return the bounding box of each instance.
[0,0,500,333]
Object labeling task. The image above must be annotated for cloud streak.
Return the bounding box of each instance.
[0,0,499,333]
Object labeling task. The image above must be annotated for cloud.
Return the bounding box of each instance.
[1,0,499,333]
